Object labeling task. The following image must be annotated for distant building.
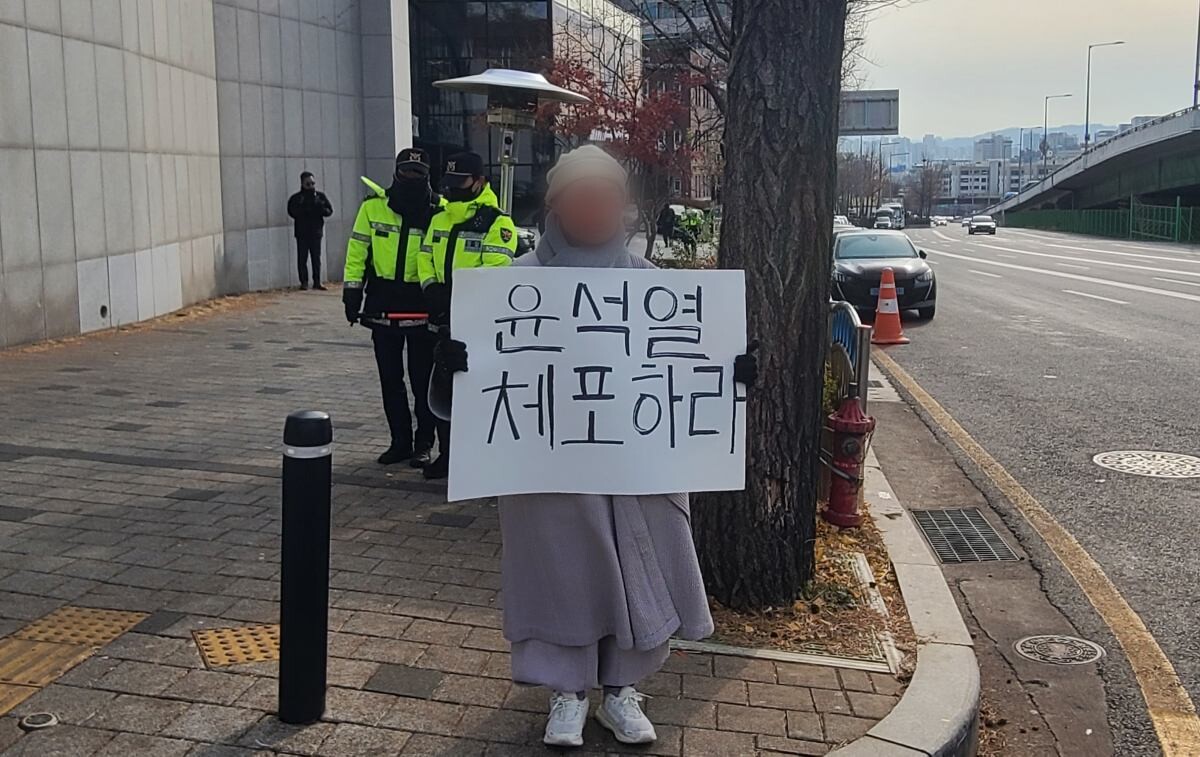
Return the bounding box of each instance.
[554,0,642,90]
[1045,132,1079,152]
[974,134,1013,162]
[920,133,940,162]
[614,0,723,203]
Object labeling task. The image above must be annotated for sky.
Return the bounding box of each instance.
[859,0,1197,139]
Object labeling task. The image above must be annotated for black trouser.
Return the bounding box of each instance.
[371,325,437,452]
[296,235,322,285]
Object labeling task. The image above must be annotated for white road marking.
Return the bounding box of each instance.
[996,254,1019,259]
[920,247,1200,304]
[979,243,1200,278]
[927,260,939,265]
[1046,242,1200,266]
[1153,277,1200,289]
[1062,289,1128,305]
[969,269,1003,278]
[931,229,956,243]
[1055,262,1091,270]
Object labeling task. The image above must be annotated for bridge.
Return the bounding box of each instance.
[990,105,1200,215]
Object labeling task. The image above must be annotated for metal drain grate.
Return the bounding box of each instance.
[912,508,1018,563]
[193,624,280,667]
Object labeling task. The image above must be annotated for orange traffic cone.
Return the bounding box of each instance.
[871,267,910,345]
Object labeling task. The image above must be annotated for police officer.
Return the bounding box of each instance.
[343,149,444,467]
[418,151,518,479]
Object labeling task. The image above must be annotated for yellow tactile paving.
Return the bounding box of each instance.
[0,683,38,715]
[0,638,93,687]
[193,624,280,667]
[14,606,147,646]
[0,605,149,715]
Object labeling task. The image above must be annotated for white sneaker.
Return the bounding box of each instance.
[544,691,589,747]
[596,686,657,744]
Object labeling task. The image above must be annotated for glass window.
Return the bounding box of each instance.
[835,234,918,260]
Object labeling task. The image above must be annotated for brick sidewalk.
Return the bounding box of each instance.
[0,290,901,756]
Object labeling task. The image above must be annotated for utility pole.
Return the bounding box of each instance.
[1084,41,1125,150]
[1194,0,1200,107]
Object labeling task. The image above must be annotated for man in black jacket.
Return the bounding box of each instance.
[287,171,334,290]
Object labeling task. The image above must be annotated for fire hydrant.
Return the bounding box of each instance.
[823,396,875,528]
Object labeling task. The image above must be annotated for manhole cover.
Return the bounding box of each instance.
[1014,635,1105,665]
[1092,451,1200,479]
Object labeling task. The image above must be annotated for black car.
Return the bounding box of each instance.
[832,230,937,319]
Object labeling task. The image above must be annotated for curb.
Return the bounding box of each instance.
[829,446,980,757]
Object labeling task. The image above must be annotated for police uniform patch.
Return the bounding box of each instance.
[500,228,512,243]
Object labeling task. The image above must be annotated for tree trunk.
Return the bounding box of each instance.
[691,0,847,611]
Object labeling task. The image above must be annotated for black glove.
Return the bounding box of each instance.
[425,283,451,326]
[734,340,759,387]
[434,338,469,375]
[342,286,363,324]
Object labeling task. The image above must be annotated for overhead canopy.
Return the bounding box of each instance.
[433,68,591,105]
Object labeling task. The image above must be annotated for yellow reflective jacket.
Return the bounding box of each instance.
[417,184,516,287]
[345,177,444,313]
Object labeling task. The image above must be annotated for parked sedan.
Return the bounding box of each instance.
[831,230,936,319]
[967,215,997,235]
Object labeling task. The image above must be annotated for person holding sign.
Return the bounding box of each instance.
[432,145,757,748]
[418,152,518,479]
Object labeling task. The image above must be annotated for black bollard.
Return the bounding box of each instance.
[278,410,333,724]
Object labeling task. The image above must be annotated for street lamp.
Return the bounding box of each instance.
[1042,93,1072,175]
[1194,0,1199,107]
[1084,41,1125,150]
[886,152,909,199]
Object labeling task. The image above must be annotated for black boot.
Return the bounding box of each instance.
[377,444,413,465]
[422,455,449,480]
[410,446,433,469]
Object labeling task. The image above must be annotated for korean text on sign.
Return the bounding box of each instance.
[447,267,747,501]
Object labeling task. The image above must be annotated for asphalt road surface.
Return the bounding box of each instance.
[893,226,1200,753]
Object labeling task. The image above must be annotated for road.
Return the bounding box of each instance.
[889,226,1200,753]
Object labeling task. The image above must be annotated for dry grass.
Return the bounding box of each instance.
[3,290,284,356]
[977,697,1009,756]
[709,500,916,672]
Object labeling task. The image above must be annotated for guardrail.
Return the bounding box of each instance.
[828,300,872,411]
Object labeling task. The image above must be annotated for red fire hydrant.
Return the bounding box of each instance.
[823,396,876,528]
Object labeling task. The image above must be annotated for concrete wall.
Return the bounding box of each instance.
[0,0,223,347]
[0,0,413,349]
[213,0,368,292]
[361,0,413,182]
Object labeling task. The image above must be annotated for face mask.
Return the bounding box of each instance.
[442,184,479,203]
[391,175,429,199]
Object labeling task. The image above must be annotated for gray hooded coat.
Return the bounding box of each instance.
[497,218,714,691]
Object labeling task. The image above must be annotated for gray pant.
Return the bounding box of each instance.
[511,635,670,694]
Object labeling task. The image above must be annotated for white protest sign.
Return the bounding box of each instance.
[447,266,747,502]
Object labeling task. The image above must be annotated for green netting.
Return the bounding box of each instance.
[1006,201,1199,243]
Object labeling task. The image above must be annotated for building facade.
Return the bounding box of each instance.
[0,0,412,349]
[408,0,555,225]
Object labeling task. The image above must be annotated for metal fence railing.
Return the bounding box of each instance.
[828,300,872,412]
[1005,198,1200,244]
